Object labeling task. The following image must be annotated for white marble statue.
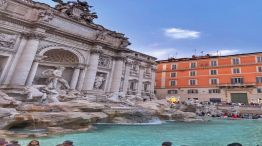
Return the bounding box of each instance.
[25,86,60,103]
[24,66,72,103]
[0,90,21,106]
[94,73,105,89]
[42,66,70,90]
[107,92,135,106]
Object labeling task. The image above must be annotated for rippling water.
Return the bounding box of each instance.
[19,119,262,146]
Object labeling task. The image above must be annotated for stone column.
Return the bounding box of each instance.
[76,66,87,91]
[11,33,45,86]
[4,35,30,85]
[82,46,103,91]
[25,56,43,86]
[110,56,125,93]
[137,64,145,95]
[151,65,156,94]
[70,66,81,90]
[122,59,132,94]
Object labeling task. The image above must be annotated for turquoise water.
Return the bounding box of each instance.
[19,120,262,146]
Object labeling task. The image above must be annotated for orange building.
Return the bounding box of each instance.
[155,52,262,104]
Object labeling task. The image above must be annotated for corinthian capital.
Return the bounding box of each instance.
[90,45,103,54]
[22,32,46,40]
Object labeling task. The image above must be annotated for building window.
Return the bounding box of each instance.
[257,56,262,63]
[258,88,262,93]
[143,83,150,92]
[167,90,178,94]
[190,71,196,76]
[210,69,217,75]
[211,60,217,67]
[231,78,244,84]
[130,82,136,91]
[170,80,176,86]
[232,58,240,65]
[233,68,241,74]
[258,66,262,72]
[171,64,177,70]
[190,62,196,69]
[210,78,218,85]
[189,79,197,85]
[208,89,221,93]
[170,72,177,78]
[257,77,262,83]
[188,89,198,94]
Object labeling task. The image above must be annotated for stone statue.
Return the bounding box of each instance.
[95,30,110,41]
[119,38,131,48]
[0,90,21,106]
[24,66,70,103]
[94,73,105,89]
[0,0,7,9]
[107,92,135,106]
[52,0,98,23]
[42,66,70,90]
[24,86,60,104]
[38,9,54,22]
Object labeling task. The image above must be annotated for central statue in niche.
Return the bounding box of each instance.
[26,66,71,103]
[42,66,70,90]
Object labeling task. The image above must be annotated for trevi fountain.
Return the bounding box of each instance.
[0,0,199,139]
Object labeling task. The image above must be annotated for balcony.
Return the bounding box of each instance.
[217,83,256,88]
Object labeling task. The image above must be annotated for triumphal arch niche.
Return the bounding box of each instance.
[0,0,156,104]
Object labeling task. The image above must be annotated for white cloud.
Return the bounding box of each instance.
[208,49,239,56]
[164,28,200,39]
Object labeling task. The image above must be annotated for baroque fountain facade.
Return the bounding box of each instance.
[0,0,199,138]
[0,0,156,102]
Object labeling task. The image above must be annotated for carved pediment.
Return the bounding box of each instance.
[53,0,97,24]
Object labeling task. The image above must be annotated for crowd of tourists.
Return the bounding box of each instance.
[0,139,74,146]
[161,141,245,146]
[0,139,250,146]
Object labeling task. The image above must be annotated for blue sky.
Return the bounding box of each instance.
[35,0,262,60]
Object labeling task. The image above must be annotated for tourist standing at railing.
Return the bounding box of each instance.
[162,141,172,146]
[227,143,242,146]
[62,140,74,146]
[8,140,21,146]
[27,140,40,146]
